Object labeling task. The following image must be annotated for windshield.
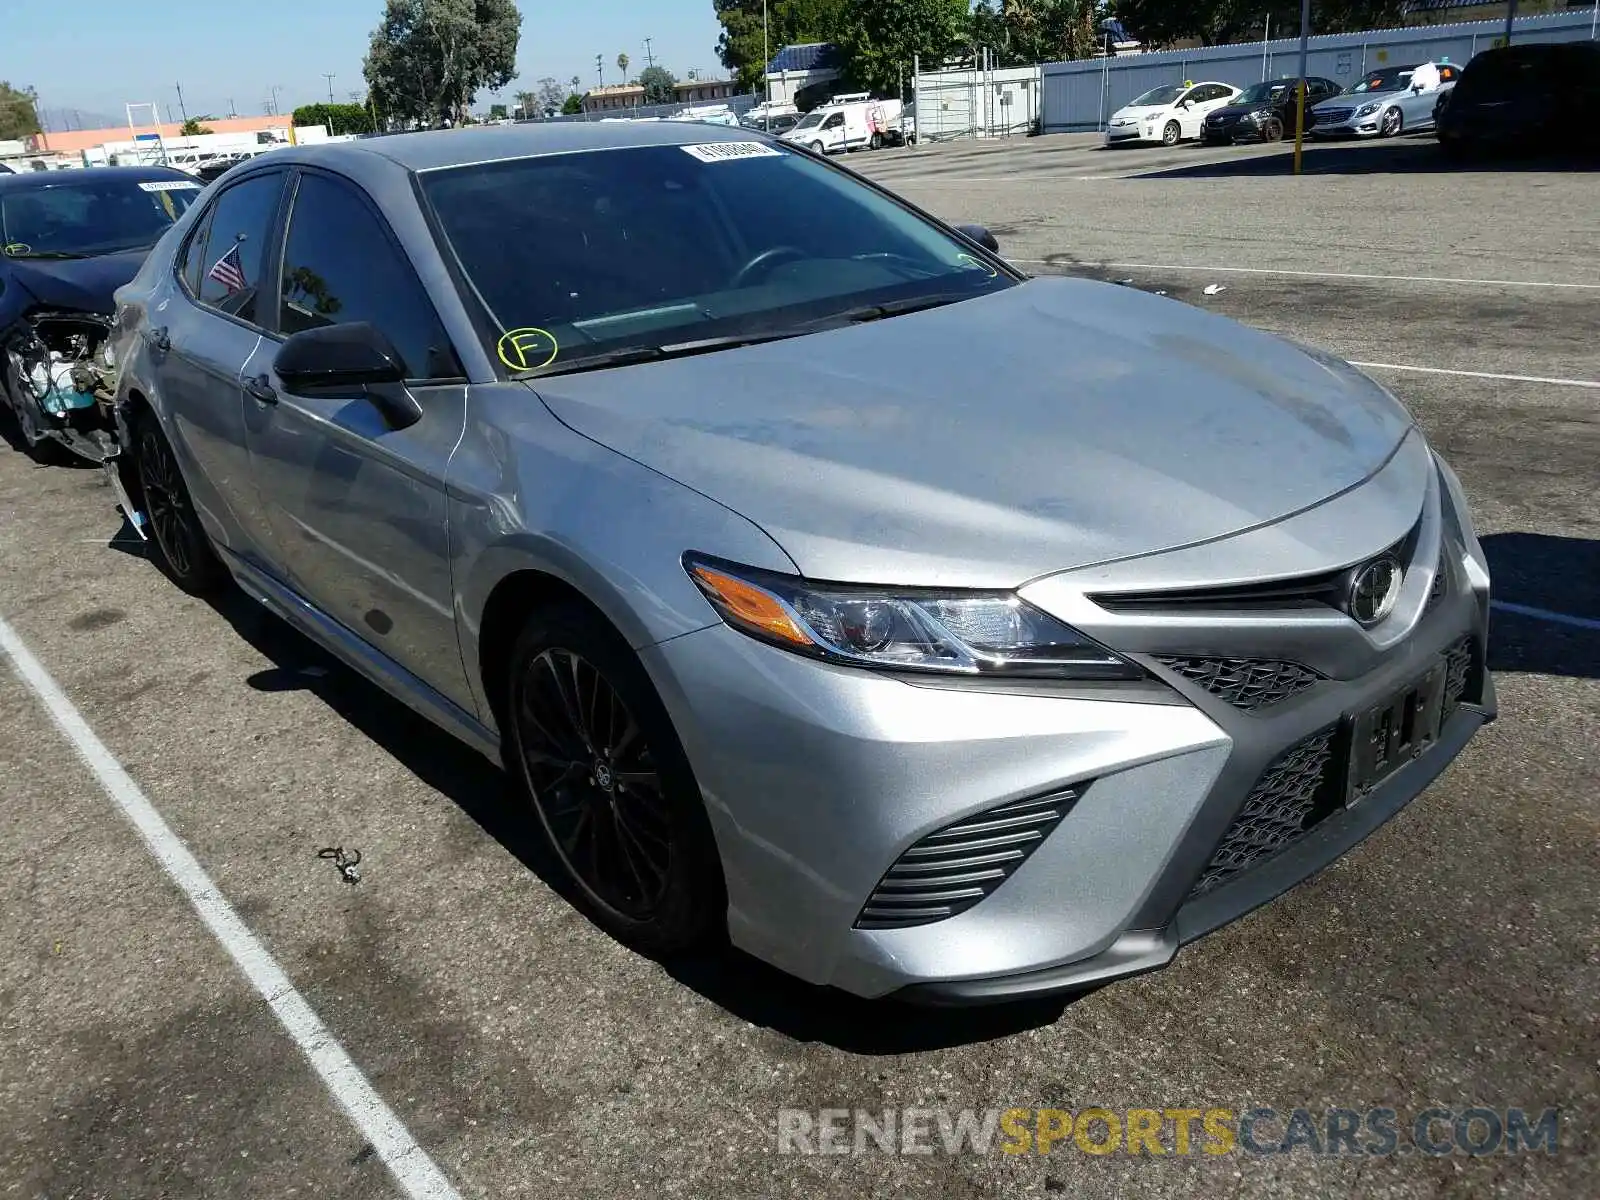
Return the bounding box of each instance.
[1237,81,1293,105]
[793,111,825,130]
[422,141,1017,377]
[1345,67,1414,95]
[1129,85,1184,108]
[1,177,200,258]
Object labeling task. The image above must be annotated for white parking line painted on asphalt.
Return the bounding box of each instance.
[1010,260,1600,291]
[0,615,463,1200]
[1491,601,1600,632]
[1349,362,1600,390]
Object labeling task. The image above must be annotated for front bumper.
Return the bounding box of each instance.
[1310,112,1384,138]
[646,444,1494,1002]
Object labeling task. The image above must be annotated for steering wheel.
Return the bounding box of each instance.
[732,245,806,288]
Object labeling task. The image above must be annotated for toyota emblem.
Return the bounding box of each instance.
[1348,557,1403,626]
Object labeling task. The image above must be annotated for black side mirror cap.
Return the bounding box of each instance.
[274,322,406,392]
[955,223,1000,253]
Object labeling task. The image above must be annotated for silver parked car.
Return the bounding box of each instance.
[1310,62,1462,138]
[106,124,1494,1003]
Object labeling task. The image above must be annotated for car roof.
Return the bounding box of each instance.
[0,164,196,193]
[268,121,783,175]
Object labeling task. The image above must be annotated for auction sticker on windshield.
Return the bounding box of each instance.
[138,180,202,192]
[680,142,785,163]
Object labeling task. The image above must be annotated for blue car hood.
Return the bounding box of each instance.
[530,276,1419,588]
[1,247,149,321]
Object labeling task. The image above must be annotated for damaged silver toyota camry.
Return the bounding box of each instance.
[0,166,201,460]
[106,124,1494,1004]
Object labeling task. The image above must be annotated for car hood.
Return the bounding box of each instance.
[0,247,149,316]
[529,276,1417,588]
[1210,100,1273,118]
[1315,88,1402,107]
[1111,104,1170,121]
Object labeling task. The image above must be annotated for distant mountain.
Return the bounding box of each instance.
[39,106,125,133]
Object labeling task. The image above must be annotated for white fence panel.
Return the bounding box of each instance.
[913,65,1042,141]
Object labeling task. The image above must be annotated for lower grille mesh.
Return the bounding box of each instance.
[1156,656,1322,711]
[855,788,1081,930]
[1188,730,1338,900]
[1441,636,1474,726]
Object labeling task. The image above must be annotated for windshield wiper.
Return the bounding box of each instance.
[521,329,808,379]
[824,291,981,325]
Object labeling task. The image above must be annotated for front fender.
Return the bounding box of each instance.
[448,383,798,723]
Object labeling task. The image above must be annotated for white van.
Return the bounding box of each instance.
[782,94,904,154]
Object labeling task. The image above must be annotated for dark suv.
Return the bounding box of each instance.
[1201,77,1342,144]
[1438,42,1600,157]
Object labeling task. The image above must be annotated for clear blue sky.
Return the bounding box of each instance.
[2,0,728,127]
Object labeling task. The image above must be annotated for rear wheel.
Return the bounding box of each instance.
[1380,107,1403,138]
[133,411,225,595]
[869,132,883,150]
[1162,120,1182,146]
[504,602,726,955]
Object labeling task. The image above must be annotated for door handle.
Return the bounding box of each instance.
[144,326,170,352]
[244,374,277,405]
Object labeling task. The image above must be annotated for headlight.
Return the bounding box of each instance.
[685,556,1143,680]
[1355,103,1379,118]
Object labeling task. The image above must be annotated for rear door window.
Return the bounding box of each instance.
[195,171,288,325]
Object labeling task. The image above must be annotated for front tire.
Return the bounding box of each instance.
[133,410,225,595]
[1260,115,1285,142]
[1162,120,1182,147]
[1380,107,1403,138]
[504,602,726,955]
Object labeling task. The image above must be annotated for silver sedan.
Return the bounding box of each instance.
[106,123,1494,1003]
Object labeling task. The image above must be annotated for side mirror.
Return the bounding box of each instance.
[275,322,406,391]
[955,223,1000,253]
[274,322,421,430]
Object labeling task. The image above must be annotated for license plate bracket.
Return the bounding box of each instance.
[1348,663,1447,803]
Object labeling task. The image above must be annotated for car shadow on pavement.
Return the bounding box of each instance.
[193,585,1077,1051]
[1481,531,1600,679]
[1134,139,1599,179]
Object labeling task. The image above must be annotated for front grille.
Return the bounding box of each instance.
[1316,107,1353,124]
[1188,729,1339,900]
[1424,540,1455,617]
[1156,656,1323,712]
[1441,636,1474,726]
[855,787,1081,930]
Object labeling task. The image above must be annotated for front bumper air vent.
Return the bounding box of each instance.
[1155,655,1323,712]
[855,787,1082,930]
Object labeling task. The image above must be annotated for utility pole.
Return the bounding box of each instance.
[270,85,283,116]
[643,37,654,69]
[228,97,238,118]
[324,73,336,105]
[762,0,769,128]
[596,54,604,88]
[175,82,189,124]
[1293,0,1310,175]
[1504,0,1518,43]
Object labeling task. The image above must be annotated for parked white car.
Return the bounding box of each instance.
[1105,81,1242,147]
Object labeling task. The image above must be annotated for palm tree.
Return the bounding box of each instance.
[617,52,630,82]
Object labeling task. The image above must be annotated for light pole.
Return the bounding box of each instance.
[1293,0,1310,175]
[762,0,770,129]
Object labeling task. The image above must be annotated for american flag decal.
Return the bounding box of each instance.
[207,242,247,293]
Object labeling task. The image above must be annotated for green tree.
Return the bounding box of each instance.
[0,82,41,140]
[715,0,847,91]
[835,0,967,94]
[617,52,631,81]
[1111,0,1406,49]
[489,102,508,118]
[637,65,677,105]
[179,117,215,136]
[561,93,584,114]
[363,0,522,127]
[536,77,566,113]
[291,102,375,134]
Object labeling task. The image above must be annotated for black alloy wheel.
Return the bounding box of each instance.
[505,604,725,953]
[134,413,224,594]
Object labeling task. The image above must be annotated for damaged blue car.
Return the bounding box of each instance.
[0,165,202,461]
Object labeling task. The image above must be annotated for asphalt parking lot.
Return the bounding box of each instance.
[2,131,1596,1199]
